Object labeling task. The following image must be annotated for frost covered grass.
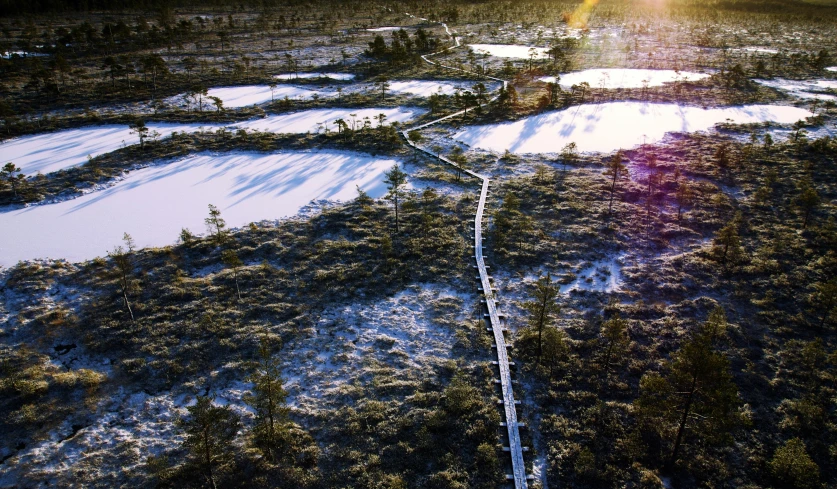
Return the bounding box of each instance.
[387,80,497,97]
[754,78,837,101]
[0,150,402,266]
[538,69,709,89]
[273,73,356,81]
[455,102,813,154]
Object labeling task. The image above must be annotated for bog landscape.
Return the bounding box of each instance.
[0,0,836,488]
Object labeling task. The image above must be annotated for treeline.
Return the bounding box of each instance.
[365,28,441,67]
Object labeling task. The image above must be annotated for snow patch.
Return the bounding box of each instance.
[538,68,709,89]
[0,150,404,266]
[273,72,356,81]
[560,254,625,294]
[754,78,837,101]
[454,102,813,154]
[468,44,550,59]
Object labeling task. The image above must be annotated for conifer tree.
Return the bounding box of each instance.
[522,274,562,363]
[180,396,241,489]
[205,204,227,245]
[221,249,243,301]
[384,164,407,234]
[604,150,626,216]
[244,337,290,461]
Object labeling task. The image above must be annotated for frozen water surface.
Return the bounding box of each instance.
[0,151,401,266]
[468,44,550,59]
[203,84,338,107]
[237,107,425,133]
[273,72,356,81]
[367,26,405,32]
[386,80,498,97]
[4,108,423,175]
[826,67,837,72]
[539,68,709,89]
[2,122,226,175]
[755,78,837,101]
[454,102,813,154]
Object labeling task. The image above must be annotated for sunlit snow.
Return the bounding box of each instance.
[236,107,425,133]
[2,123,226,175]
[4,108,424,175]
[273,72,356,81]
[755,78,837,101]
[0,151,401,266]
[468,44,549,59]
[826,66,837,72]
[367,26,405,32]
[539,68,709,89]
[204,84,337,107]
[454,102,813,154]
[386,80,497,97]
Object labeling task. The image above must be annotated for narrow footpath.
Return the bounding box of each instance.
[400,15,529,489]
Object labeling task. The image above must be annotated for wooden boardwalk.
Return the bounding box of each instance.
[400,17,528,489]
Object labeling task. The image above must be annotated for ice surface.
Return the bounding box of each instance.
[826,66,837,72]
[2,123,226,175]
[454,102,813,154]
[237,107,425,133]
[386,80,497,97]
[367,26,405,32]
[273,72,356,80]
[755,78,837,101]
[203,84,338,107]
[538,68,709,89]
[4,108,423,175]
[468,44,550,59]
[0,151,402,266]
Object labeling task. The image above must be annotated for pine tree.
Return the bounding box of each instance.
[635,318,740,469]
[129,119,148,150]
[797,185,820,229]
[604,150,626,216]
[221,249,243,301]
[244,337,290,461]
[205,204,227,245]
[107,233,138,322]
[522,274,562,363]
[809,277,837,329]
[600,312,628,381]
[711,215,744,268]
[384,164,407,235]
[448,146,468,181]
[769,438,820,489]
[675,183,695,227]
[180,396,241,489]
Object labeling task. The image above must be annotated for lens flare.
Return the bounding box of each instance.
[565,0,600,29]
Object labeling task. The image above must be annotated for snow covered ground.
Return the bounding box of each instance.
[754,78,837,101]
[827,67,837,72]
[203,84,338,108]
[367,26,406,32]
[559,255,625,294]
[273,72,356,81]
[237,107,425,134]
[283,284,469,412]
[5,108,424,175]
[468,44,550,59]
[2,123,227,175]
[454,102,813,154]
[386,80,498,97]
[0,150,403,266]
[538,68,709,89]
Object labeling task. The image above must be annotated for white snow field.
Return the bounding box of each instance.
[827,66,837,72]
[754,78,837,101]
[0,151,401,266]
[204,84,338,107]
[237,107,425,133]
[386,80,497,97]
[4,108,424,175]
[454,102,813,154]
[538,68,709,89]
[2,122,226,175]
[273,72,356,81]
[468,44,550,59]
[367,26,405,32]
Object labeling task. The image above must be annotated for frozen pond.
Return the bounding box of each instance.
[203,84,338,107]
[0,151,401,266]
[468,44,549,59]
[4,107,424,175]
[539,69,709,89]
[2,123,226,175]
[754,78,837,101]
[274,73,356,81]
[387,80,498,97]
[454,102,813,154]
[236,107,425,133]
